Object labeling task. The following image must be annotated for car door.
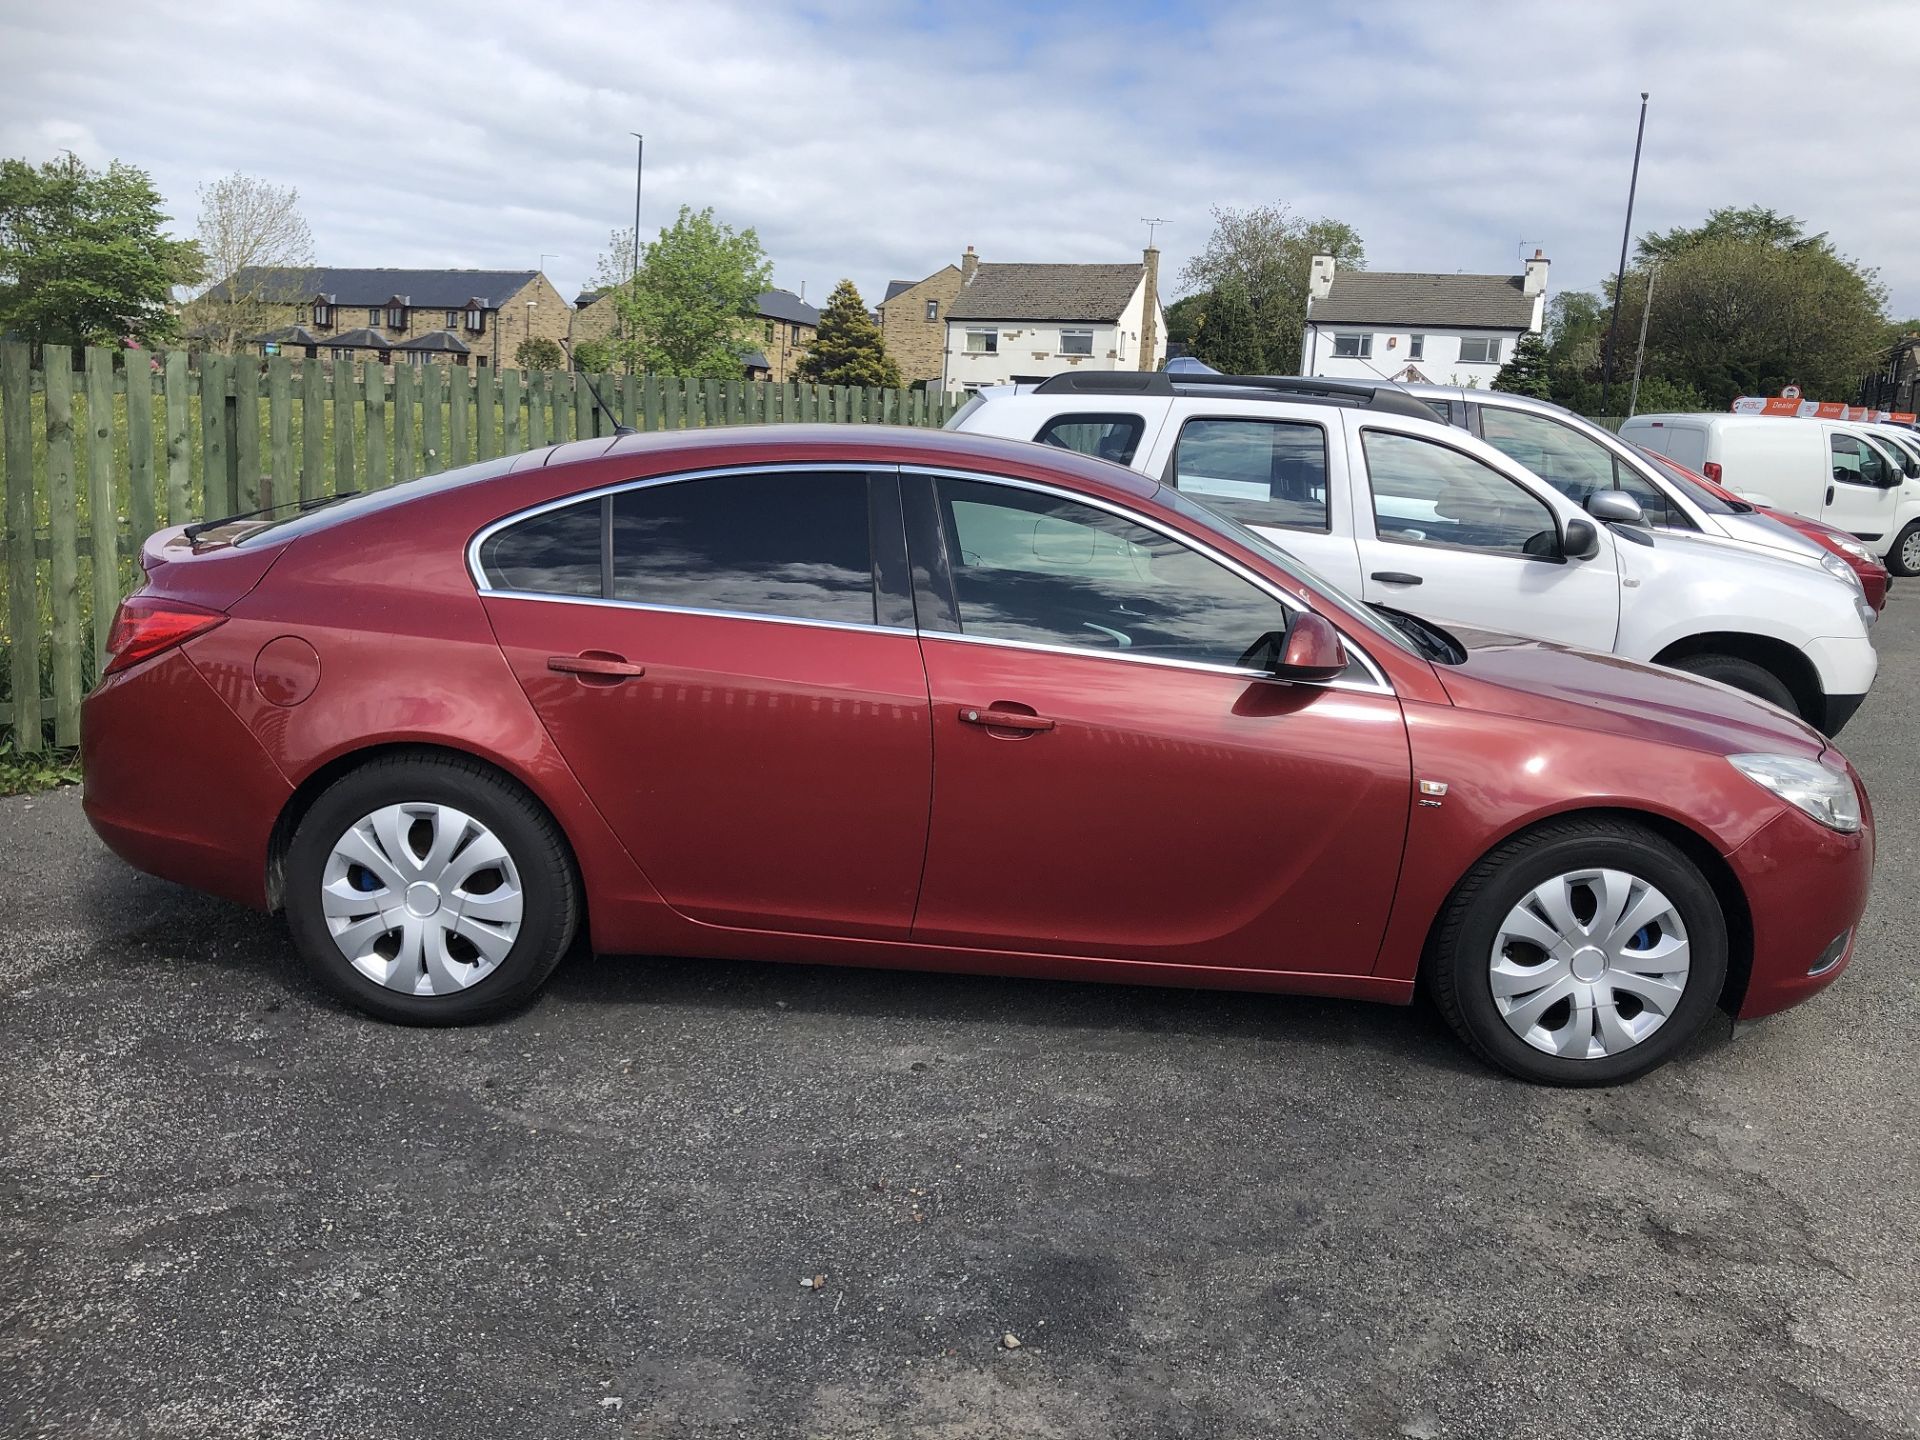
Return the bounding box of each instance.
[1823,430,1900,542]
[1154,409,1366,591]
[478,467,932,939]
[1347,414,1622,651]
[902,469,1412,976]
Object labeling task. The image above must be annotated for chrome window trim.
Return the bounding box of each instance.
[466,458,1393,694]
[900,463,1393,694]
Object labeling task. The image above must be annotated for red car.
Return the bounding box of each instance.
[82,424,1873,1084]
[1636,444,1891,612]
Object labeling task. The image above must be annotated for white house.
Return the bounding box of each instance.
[942,248,1166,393]
[1300,250,1550,387]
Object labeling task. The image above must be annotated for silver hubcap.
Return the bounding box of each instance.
[321,803,524,995]
[1490,868,1690,1059]
[1903,528,1920,574]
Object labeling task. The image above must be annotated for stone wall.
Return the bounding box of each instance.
[879,264,963,386]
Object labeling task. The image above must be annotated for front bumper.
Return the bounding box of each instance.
[1726,800,1874,1020]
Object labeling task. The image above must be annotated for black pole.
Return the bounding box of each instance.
[1600,93,1649,416]
[628,132,644,374]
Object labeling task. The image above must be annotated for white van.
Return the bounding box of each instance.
[1621,414,1904,556]
[1861,424,1920,575]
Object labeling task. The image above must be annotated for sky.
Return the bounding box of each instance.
[3,0,1918,317]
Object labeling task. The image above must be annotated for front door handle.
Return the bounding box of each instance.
[959,706,1055,734]
[1827,484,1836,505]
[1370,570,1424,586]
[548,651,647,683]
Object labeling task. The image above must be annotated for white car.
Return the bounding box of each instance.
[948,373,1879,734]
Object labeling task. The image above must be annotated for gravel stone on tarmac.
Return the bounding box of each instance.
[3,597,1919,1437]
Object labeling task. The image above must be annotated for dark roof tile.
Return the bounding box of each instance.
[202,267,542,309]
[1310,271,1537,330]
[945,263,1144,323]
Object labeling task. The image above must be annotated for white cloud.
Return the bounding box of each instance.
[2,0,1916,316]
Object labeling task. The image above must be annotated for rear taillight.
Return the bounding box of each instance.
[102,595,227,675]
[1703,461,1723,481]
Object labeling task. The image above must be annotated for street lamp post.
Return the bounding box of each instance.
[1600,92,1651,417]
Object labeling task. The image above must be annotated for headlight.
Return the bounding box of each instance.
[1820,552,1863,591]
[1830,537,1875,565]
[1728,753,1862,833]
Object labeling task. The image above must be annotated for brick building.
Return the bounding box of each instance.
[206,267,569,367]
[878,252,968,387]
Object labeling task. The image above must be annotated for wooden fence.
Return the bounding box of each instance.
[0,344,967,753]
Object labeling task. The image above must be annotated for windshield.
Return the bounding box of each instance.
[1637,449,1748,514]
[1154,483,1428,659]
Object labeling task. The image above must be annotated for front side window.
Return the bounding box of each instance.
[612,471,874,625]
[1362,430,1558,558]
[934,476,1291,668]
[1331,334,1371,359]
[479,499,603,597]
[1407,334,1425,361]
[1831,434,1887,487]
[965,328,998,355]
[1459,337,1502,365]
[1033,413,1145,465]
[1059,329,1094,356]
[1171,418,1330,532]
[1476,404,1687,527]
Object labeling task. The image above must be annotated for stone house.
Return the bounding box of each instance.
[1299,250,1550,387]
[208,268,569,368]
[939,248,1165,393]
[571,287,819,381]
[878,254,967,387]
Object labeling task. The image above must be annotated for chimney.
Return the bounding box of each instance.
[1307,253,1336,305]
[961,244,978,283]
[1139,246,1160,372]
[1523,248,1550,297]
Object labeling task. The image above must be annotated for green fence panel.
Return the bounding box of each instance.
[475,367,496,462]
[299,357,324,501]
[364,361,388,490]
[200,355,231,519]
[2,342,38,749]
[44,352,80,747]
[393,363,416,483]
[332,358,355,495]
[163,352,191,522]
[267,355,292,507]
[501,368,521,458]
[85,348,119,678]
[233,356,261,511]
[422,362,445,474]
[125,352,156,544]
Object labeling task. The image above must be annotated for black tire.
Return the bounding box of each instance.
[1666,652,1799,717]
[1889,520,1920,578]
[284,753,580,1025]
[1428,817,1728,1086]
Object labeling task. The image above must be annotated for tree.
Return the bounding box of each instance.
[571,337,615,374]
[1186,279,1266,374]
[1179,202,1365,373]
[514,335,564,370]
[0,153,201,351]
[180,172,313,354]
[1163,293,1206,350]
[598,206,771,377]
[796,279,900,388]
[1492,333,1552,399]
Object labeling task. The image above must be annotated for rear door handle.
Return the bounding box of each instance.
[960,706,1055,733]
[1370,570,1424,586]
[548,652,647,681]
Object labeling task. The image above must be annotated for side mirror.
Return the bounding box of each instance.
[1562,517,1600,560]
[1241,613,1348,683]
[1585,490,1645,525]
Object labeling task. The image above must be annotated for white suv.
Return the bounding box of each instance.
[948,373,1879,734]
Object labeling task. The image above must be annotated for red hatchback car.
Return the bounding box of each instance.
[82,424,1873,1084]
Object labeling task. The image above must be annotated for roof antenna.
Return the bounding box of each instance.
[560,337,635,436]
[1141,217,1167,247]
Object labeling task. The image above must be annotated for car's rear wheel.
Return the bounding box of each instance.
[1890,520,1920,578]
[284,754,579,1024]
[1429,818,1727,1085]
[1665,652,1798,716]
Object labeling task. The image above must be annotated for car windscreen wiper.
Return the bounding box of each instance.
[184,491,359,544]
[1371,605,1465,665]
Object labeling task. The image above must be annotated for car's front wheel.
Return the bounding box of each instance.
[1889,520,1920,579]
[1665,652,1799,717]
[1429,818,1728,1085]
[284,754,580,1024]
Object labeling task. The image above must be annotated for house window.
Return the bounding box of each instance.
[466,307,485,333]
[312,304,332,328]
[965,328,998,355]
[368,308,382,327]
[445,309,460,328]
[925,299,939,322]
[1060,329,1094,356]
[294,305,308,323]
[1331,334,1371,359]
[332,347,354,361]
[1460,337,1502,365]
[790,323,803,345]
[764,320,775,342]
[386,306,406,331]
[1408,334,1425,361]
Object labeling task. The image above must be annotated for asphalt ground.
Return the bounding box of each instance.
[2,597,1918,1439]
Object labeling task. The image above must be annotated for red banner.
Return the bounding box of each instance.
[1730,394,1916,425]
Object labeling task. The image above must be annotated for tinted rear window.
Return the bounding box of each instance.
[479,498,603,596]
[1033,414,1146,466]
